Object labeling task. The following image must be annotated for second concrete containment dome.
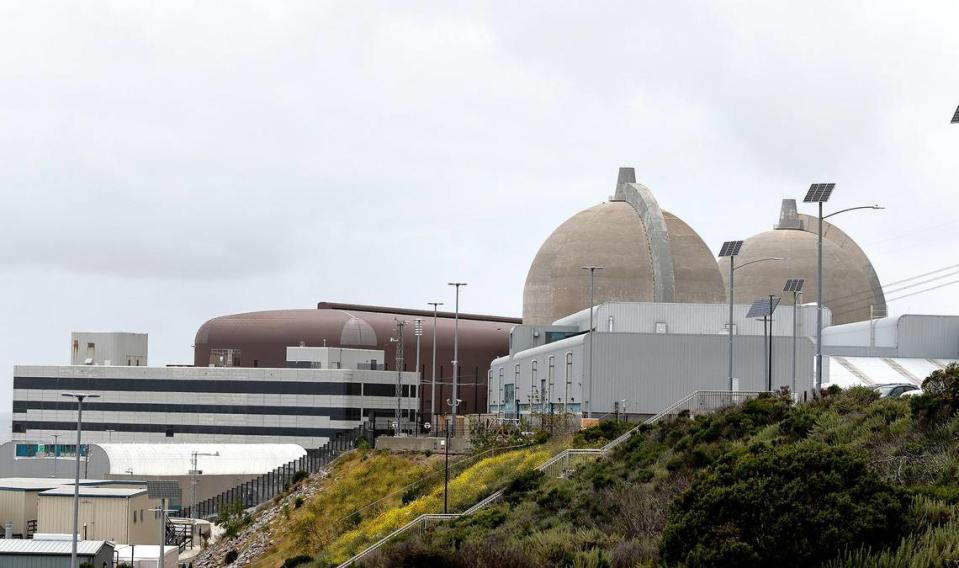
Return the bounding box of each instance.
[719,199,886,325]
[523,167,726,325]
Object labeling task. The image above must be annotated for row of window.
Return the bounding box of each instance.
[490,352,575,407]
[14,376,416,397]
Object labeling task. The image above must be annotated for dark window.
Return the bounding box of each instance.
[165,428,174,438]
[253,360,259,368]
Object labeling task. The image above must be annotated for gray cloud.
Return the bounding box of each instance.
[1,1,958,439]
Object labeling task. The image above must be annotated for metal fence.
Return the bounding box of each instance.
[182,424,371,519]
[336,389,771,567]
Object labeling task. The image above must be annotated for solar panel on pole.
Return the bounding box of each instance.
[783,278,805,293]
[719,240,743,257]
[746,297,781,319]
[803,183,835,203]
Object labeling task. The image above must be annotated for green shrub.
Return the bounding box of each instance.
[661,442,908,568]
[294,496,304,509]
[280,554,313,568]
[504,468,545,503]
[913,363,959,426]
[291,470,308,484]
[355,437,371,450]
[574,420,632,447]
[224,549,239,565]
[80,563,95,568]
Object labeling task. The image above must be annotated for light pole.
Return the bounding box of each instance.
[784,278,805,397]
[52,434,60,478]
[580,266,604,418]
[443,396,460,514]
[427,302,443,428]
[389,320,406,435]
[414,318,423,435]
[62,392,99,568]
[722,253,783,390]
[190,451,219,532]
[803,184,883,394]
[447,283,466,436]
[149,501,176,568]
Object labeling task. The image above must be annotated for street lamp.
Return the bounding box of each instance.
[443,397,461,514]
[389,320,406,435]
[784,278,805,397]
[414,318,423,436]
[427,302,444,428]
[62,392,99,568]
[803,183,883,394]
[52,434,60,478]
[447,283,467,436]
[720,248,783,391]
[580,266,605,418]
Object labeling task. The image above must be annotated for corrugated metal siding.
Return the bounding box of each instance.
[898,315,959,359]
[0,489,27,535]
[490,331,815,415]
[590,333,815,414]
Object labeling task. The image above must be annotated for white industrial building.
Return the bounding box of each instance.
[490,301,820,418]
[71,331,148,366]
[12,347,417,449]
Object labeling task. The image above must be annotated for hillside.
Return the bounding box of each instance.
[360,364,959,567]
[196,438,563,567]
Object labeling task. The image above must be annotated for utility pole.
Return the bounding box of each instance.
[62,392,98,568]
[52,434,59,478]
[768,294,775,391]
[581,266,604,418]
[414,318,423,436]
[427,302,443,428]
[149,500,175,568]
[190,451,218,530]
[447,283,466,436]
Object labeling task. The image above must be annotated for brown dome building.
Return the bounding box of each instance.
[719,200,886,325]
[194,302,519,419]
[523,167,727,325]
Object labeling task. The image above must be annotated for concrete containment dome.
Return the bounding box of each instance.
[523,167,726,325]
[719,199,886,325]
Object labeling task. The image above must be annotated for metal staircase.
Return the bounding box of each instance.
[336,390,768,567]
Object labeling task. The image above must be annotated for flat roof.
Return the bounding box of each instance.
[41,486,146,498]
[95,443,306,476]
[0,539,108,555]
[0,478,109,491]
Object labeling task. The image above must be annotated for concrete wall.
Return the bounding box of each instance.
[71,332,148,366]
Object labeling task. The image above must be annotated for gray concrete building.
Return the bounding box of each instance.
[70,331,148,366]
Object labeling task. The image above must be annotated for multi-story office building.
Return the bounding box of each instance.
[12,350,418,449]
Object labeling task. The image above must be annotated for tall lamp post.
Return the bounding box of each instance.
[390,320,406,435]
[443,396,460,514]
[580,266,604,418]
[784,278,805,397]
[52,434,60,478]
[62,392,99,568]
[427,302,444,427]
[414,318,423,435]
[803,183,882,394]
[447,283,466,435]
[720,251,783,390]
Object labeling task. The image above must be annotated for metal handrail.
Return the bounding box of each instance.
[336,390,768,567]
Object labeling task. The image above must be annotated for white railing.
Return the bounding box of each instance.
[336,390,768,567]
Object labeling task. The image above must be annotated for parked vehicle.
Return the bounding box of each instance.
[873,383,920,398]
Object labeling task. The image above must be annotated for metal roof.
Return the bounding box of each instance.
[96,443,306,476]
[0,539,109,555]
[0,478,93,491]
[41,486,146,498]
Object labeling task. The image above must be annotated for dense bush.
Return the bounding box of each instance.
[573,420,632,447]
[280,554,313,567]
[912,363,959,426]
[661,442,908,568]
[224,548,239,565]
[291,470,309,484]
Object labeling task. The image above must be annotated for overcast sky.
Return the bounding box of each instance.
[1,2,958,440]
